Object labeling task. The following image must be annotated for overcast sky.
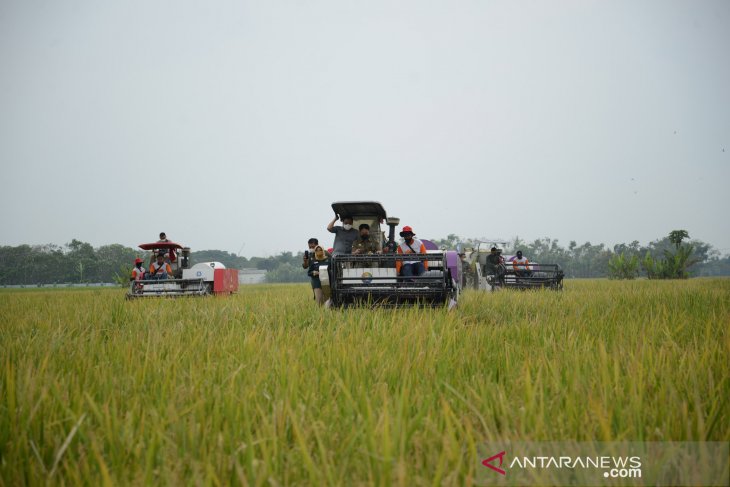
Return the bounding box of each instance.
[1,0,728,257]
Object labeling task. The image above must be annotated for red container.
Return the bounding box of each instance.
[213,269,239,294]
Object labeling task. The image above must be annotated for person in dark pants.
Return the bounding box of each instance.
[307,246,330,306]
[149,253,173,280]
[485,247,506,286]
[303,238,329,300]
[396,226,428,279]
[512,250,532,277]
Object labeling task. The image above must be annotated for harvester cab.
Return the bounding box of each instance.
[320,201,459,308]
[126,242,239,299]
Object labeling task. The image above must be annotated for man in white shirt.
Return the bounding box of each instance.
[396,226,428,278]
[512,250,532,277]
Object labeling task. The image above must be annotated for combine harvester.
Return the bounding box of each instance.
[464,241,564,291]
[319,201,460,308]
[126,242,238,299]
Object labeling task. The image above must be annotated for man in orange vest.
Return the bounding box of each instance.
[149,253,173,280]
[130,258,146,281]
[396,226,429,278]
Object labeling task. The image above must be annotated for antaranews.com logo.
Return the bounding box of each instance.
[481,450,642,479]
[476,442,728,486]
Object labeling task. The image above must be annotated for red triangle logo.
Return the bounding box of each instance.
[482,451,506,475]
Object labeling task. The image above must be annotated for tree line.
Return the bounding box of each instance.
[1,233,728,285]
[0,241,310,285]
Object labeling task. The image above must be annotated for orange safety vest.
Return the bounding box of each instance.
[512,257,530,270]
[396,239,429,273]
[150,262,172,275]
[131,266,146,280]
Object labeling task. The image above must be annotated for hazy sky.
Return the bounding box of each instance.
[1,0,728,257]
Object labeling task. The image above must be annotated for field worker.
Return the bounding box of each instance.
[327,214,359,255]
[157,232,176,262]
[131,258,146,281]
[149,253,173,280]
[513,250,532,277]
[396,226,428,278]
[307,245,330,305]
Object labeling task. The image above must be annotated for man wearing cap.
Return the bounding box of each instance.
[351,224,380,255]
[149,253,173,280]
[327,214,359,255]
[130,258,146,281]
[512,250,532,277]
[396,226,428,278]
[351,223,381,267]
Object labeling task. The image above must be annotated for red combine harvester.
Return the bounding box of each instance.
[126,242,238,299]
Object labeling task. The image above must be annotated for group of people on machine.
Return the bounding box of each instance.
[132,225,533,302]
[480,247,533,282]
[130,232,176,282]
[302,215,430,305]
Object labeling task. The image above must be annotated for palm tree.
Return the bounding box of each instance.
[668,230,689,250]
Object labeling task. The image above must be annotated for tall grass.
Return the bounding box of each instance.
[1,279,728,485]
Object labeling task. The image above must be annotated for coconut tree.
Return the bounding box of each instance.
[668,230,690,250]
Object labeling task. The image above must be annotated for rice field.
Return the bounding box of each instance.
[1,279,728,485]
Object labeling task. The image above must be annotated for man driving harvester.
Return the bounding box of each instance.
[149,252,173,280]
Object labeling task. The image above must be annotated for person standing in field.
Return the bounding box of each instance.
[307,245,330,305]
[327,214,359,255]
[396,226,428,278]
[303,238,329,300]
[302,238,330,269]
[302,238,318,269]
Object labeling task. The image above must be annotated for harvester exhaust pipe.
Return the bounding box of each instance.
[181,247,191,269]
[385,217,400,252]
